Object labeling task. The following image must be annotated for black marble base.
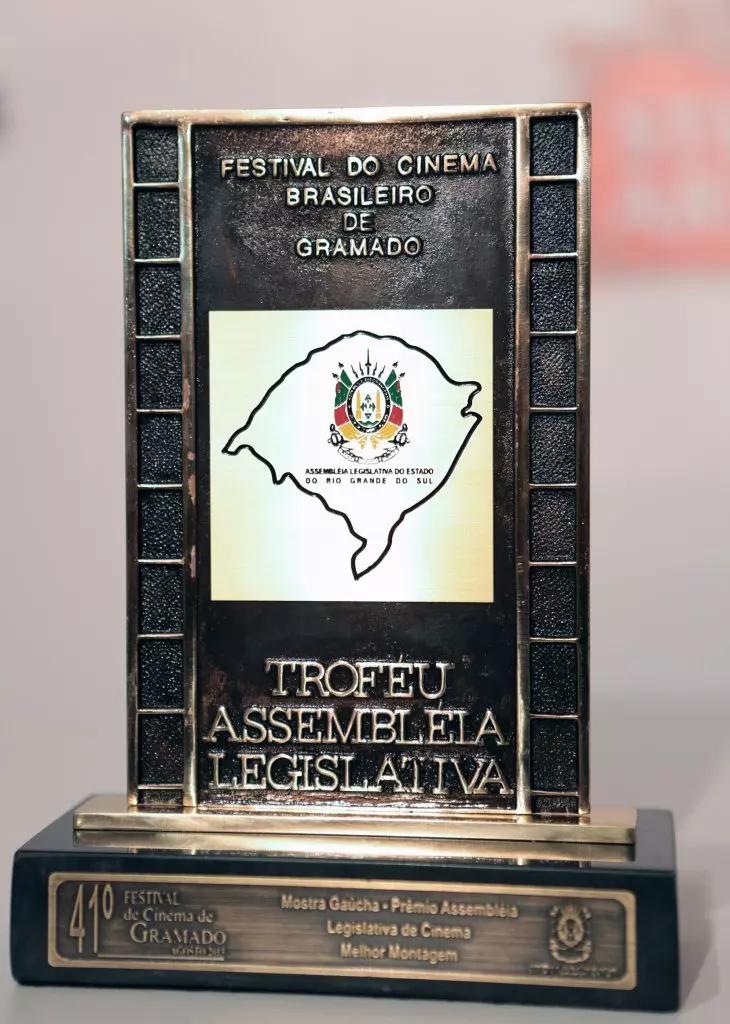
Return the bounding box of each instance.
[11,806,679,1012]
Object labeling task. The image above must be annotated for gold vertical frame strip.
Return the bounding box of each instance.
[122,123,139,804]
[575,108,591,814]
[514,113,531,815]
[178,120,198,807]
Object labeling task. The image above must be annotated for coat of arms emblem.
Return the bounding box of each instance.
[329,349,409,463]
[549,903,593,965]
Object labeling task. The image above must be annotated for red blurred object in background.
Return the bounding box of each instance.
[572,2,730,267]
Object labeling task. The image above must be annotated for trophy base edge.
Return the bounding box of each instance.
[73,794,637,845]
[11,804,679,1012]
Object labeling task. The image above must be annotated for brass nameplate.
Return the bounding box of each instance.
[49,873,636,990]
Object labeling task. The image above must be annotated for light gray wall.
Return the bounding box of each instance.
[1,1,727,1018]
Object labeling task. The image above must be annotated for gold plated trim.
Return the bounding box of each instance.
[48,871,636,990]
[123,104,591,126]
[514,113,531,815]
[575,105,592,814]
[72,828,632,863]
[179,122,197,808]
[74,796,635,844]
[122,121,139,804]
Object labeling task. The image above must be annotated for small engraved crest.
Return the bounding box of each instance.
[549,903,593,965]
[329,347,409,463]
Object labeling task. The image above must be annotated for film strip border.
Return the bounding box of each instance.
[123,122,196,808]
[516,110,590,816]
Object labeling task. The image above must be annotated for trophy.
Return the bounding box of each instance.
[11,105,679,1012]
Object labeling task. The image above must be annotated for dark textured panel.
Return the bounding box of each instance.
[530,566,577,638]
[139,639,184,709]
[139,564,184,634]
[136,264,181,336]
[137,341,183,409]
[135,189,180,259]
[531,182,576,254]
[532,794,579,814]
[192,120,519,811]
[138,788,183,807]
[530,336,576,407]
[138,714,184,784]
[138,414,182,484]
[133,126,178,183]
[530,488,576,562]
[530,116,577,176]
[530,642,578,715]
[139,490,183,559]
[530,413,575,484]
[531,719,578,791]
[530,259,577,332]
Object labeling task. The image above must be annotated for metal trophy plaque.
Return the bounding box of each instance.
[11,106,679,1012]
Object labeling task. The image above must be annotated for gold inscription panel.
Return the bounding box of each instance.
[49,873,636,990]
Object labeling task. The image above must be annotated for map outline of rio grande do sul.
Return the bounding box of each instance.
[222,330,482,580]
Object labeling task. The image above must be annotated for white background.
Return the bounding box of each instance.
[209,310,494,600]
[1,2,728,1022]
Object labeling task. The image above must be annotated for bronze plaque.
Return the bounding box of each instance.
[125,106,589,823]
[49,873,634,989]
